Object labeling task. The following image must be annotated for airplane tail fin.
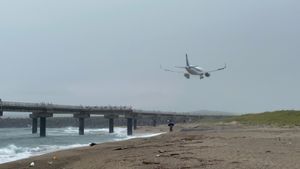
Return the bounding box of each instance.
[186,53,190,67]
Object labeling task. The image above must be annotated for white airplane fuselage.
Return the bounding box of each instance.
[186,66,204,75]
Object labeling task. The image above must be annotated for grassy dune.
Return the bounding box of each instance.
[226,110,300,126]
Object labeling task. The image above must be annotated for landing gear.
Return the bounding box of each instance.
[200,75,204,79]
[184,73,190,79]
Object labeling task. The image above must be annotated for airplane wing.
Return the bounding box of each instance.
[207,64,227,73]
[175,66,186,69]
[160,65,185,74]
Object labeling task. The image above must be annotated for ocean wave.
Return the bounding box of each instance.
[0,144,40,164]
[0,144,86,164]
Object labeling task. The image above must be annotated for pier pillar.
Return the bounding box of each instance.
[0,99,2,116]
[125,113,138,135]
[79,118,84,135]
[74,113,90,135]
[109,118,114,133]
[30,112,53,137]
[104,114,119,133]
[152,119,157,127]
[40,117,46,137]
[32,118,38,134]
[127,118,133,136]
[182,116,188,123]
[133,118,137,130]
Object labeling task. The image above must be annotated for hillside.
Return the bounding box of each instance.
[227,110,300,126]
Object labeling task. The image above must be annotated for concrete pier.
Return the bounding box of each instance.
[133,119,137,130]
[127,118,133,136]
[74,113,90,135]
[32,118,38,134]
[0,99,202,138]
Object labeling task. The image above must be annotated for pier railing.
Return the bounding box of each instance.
[0,99,132,114]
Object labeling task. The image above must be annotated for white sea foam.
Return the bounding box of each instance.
[63,127,110,134]
[0,144,32,164]
[0,144,86,164]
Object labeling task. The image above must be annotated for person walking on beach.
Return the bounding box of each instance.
[168,120,175,132]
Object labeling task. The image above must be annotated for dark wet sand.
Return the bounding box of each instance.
[1,123,300,169]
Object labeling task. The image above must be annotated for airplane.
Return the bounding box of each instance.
[161,54,226,79]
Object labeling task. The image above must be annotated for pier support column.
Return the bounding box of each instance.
[133,119,137,130]
[104,115,119,133]
[182,116,188,123]
[152,119,157,127]
[40,117,46,137]
[0,99,3,116]
[32,118,38,134]
[125,113,138,136]
[150,115,158,127]
[79,118,84,135]
[74,113,90,135]
[127,118,133,136]
[30,112,53,137]
[109,118,114,133]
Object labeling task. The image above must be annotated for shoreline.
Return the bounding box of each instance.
[0,126,166,165]
[1,123,300,169]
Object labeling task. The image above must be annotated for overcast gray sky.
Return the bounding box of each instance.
[0,0,300,114]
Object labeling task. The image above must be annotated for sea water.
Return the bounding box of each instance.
[0,127,163,164]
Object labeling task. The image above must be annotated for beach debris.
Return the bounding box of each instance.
[48,161,53,165]
[180,167,192,169]
[114,147,129,150]
[89,143,97,147]
[29,162,35,167]
[156,154,161,157]
[170,153,180,156]
[52,156,57,160]
[142,161,160,165]
[277,137,281,141]
[158,149,166,153]
[231,161,241,164]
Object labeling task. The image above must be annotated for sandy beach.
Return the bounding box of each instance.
[1,123,300,169]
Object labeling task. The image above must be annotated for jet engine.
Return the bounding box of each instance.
[205,72,210,77]
[184,73,190,79]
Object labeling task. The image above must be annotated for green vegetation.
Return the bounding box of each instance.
[226,110,300,126]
